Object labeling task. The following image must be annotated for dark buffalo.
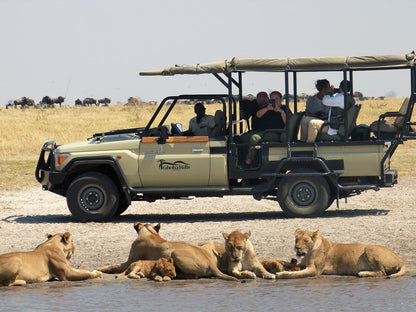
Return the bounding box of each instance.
[53,96,65,107]
[98,98,111,106]
[13,97,35,108]
[40,96,54,108]
[83,98,97,106]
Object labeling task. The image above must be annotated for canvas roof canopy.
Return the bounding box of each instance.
[140,52,416,76]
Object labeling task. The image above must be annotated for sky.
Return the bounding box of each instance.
[1,0,415,107]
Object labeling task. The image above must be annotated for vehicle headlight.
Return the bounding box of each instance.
[55,153,70,166]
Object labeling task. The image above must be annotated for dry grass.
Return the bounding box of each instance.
[0,98,415,190]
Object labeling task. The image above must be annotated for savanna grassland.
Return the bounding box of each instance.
[0,98,415,190]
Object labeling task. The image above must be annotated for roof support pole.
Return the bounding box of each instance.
[285,71,290,110]
[238,72,243,132]
[343,70,348,142]
[293,72,298,112]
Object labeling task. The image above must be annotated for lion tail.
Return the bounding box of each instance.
[388,262,407,278]
[211,266,239,282]
[97,262,131,274]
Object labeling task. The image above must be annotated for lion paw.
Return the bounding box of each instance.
[163,276,172,281]
[240,271,257,279]
[92,270,103,278]
[263,273,276,280]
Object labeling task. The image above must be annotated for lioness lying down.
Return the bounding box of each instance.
[98,222,238,281]
[116,258,176,282]
[0,232,102,286]
[199,231,275,279]
[275,229,406,279]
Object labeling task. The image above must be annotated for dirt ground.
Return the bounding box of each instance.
[1,176,415,282]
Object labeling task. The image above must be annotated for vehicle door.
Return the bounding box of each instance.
[138,136,210,187]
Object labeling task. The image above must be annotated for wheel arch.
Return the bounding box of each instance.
[274,157,338,193]
[62,157,130,203]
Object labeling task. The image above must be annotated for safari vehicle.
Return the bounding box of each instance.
[36,52,416,222]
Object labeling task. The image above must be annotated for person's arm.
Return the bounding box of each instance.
[256,104,273,118]
[275,106,287,124]
[322,93,344,108]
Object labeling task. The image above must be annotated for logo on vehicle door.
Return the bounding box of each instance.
[158,159,190,170]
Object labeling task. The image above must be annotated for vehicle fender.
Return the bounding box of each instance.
[62,156,131,202]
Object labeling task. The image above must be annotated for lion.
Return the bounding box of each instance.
[199,231,275,279]
[261,258,301,273]
[98,222,238,281]
[275,229,406,279]
[0,232,103,286]
[116,258,176,282]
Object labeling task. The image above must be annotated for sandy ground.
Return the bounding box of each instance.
[1,176,415,283]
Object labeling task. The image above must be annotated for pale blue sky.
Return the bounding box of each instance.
[1,0,415,106]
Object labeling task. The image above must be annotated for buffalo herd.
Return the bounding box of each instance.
[6,97,111,108]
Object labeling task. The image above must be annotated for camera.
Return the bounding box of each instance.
[333,88,340,93]
[269,99,276,108]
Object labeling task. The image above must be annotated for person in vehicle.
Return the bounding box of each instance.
[244,91,289,165]
[322,80,355,136]
[300,79,331,142]
[186,102,216,136]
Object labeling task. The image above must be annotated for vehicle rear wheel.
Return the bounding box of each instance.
[66,172,119,222]
[277,173,330,218]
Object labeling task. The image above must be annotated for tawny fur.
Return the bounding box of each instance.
[199,231,275,279]
[116,258,176,282]
[275,229,406,279]
[98,222,238,281]
[261,258,301,273]
[0,232,102,286]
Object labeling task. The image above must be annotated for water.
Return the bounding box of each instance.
[1,276,415,312]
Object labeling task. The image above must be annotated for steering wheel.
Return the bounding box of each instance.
[170,123,182,136]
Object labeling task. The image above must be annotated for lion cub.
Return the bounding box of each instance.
[200,231,275,279]
[261,258,301,273]
[117,258,176,282]
[0,232,102,286]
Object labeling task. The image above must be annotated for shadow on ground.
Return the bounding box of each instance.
[2,208,390,224]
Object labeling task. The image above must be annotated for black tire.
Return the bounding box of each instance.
[277,173,330,218]
[115,195,130,216]
[66,172,119,222]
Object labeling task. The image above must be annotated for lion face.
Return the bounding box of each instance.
[223,231,251,262]
[294,229,320,257]
[156,258,176,278]
[45,232,75,260]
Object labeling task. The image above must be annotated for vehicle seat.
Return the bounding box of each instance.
[209,110,226,137]
[370,96,411,139]
[316,104,361,141]
[262,111,305,143]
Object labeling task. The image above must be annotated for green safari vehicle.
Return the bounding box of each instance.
[35,52,416,221]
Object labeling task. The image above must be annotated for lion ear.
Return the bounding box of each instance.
[312,230,320,239]
[154,223,161,233]
[222,232,229,240]
[170,258,174,264]
[62,232,71,244]
[295,228,303,237]
[134,222,142,232]
[46,233,53,239]
[244,231,251,239]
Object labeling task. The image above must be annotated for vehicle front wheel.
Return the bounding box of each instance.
[277,173,330,218]
[66,172,119,222]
